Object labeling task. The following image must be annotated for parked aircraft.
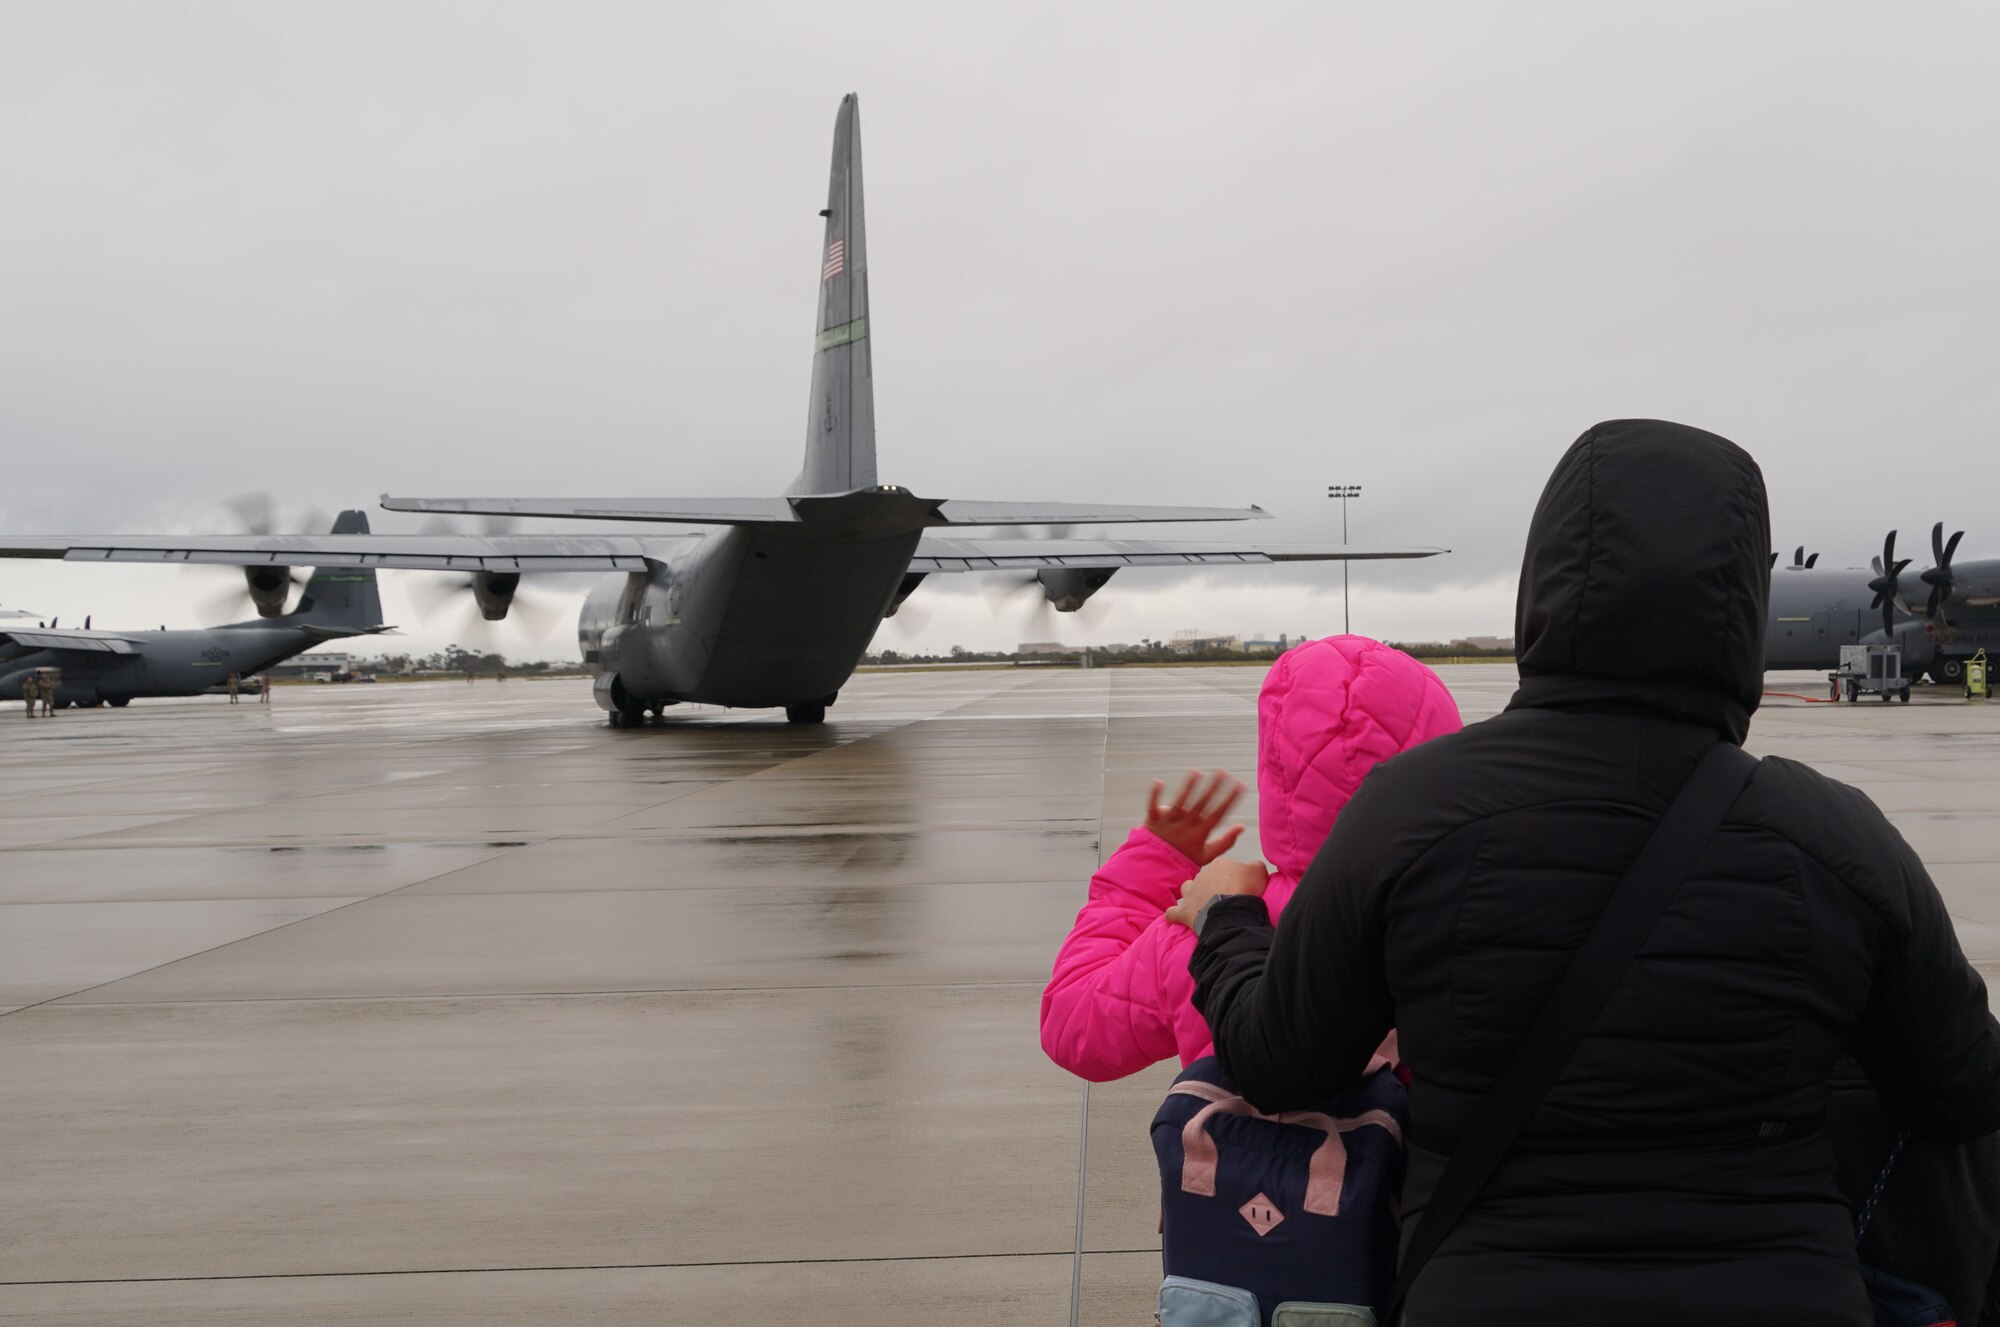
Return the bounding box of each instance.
[1767,526,2000,683]
[0,94,1445,726]
[0,513,388,708]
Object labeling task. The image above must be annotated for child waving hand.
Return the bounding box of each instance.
[1040,636,1461,1081]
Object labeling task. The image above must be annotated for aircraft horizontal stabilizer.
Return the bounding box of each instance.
[381,496,801,524]
[302,623,396,640]
[911,537,1447,572]
[929,501,1271,526]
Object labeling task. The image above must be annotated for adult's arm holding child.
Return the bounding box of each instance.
[1188,777,1400,1114]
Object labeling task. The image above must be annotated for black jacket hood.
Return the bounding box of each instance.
[1509,419,1770,742]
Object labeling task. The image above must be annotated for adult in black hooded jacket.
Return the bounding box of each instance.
[1189,420,2000,1325]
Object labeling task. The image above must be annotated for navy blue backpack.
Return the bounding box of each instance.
[1151,1057,1407,1326]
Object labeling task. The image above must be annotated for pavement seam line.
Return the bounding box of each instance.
[0,1249,1166,1286]
[1072,666,1114,1327]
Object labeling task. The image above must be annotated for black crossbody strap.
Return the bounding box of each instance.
[1389,742,1758,1319]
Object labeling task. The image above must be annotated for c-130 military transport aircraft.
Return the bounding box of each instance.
[0,95,1443,725]
[0,512,389,709]
[1767,528,2000,686]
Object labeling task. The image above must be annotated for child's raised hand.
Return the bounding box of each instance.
[1144,769,1246,865]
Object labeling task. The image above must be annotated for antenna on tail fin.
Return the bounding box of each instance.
[789,93,876,496]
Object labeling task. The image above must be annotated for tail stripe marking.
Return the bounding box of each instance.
[815,317,868,351]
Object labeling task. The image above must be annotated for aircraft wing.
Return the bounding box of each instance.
[380,494,1274,527]
[0,627,142,654]
[0,534,683,573]
[909,537,1448,572]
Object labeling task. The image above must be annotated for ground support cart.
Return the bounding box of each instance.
[1831,644,1910,703]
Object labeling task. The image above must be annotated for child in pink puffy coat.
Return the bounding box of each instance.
[1040,636,1463,1082]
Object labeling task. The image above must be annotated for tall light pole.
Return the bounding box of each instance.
[1328,484,1362,634]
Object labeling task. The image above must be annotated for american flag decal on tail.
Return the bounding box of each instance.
[822,237,845,281]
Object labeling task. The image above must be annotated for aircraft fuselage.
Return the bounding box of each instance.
[0,625,322,705]
[578,495,923,717]
[1765,565,2000,675]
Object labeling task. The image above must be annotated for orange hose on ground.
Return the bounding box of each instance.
[1762,690,1840,704]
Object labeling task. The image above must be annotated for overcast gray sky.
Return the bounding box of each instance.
[3,2,1996,656]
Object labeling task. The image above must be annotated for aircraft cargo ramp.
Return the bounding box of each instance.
[2,667,1997,1323]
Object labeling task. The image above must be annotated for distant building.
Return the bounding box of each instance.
[1451,636,1515,651]
[1242,634,1296,654]
[1170,630,1243,654]
[1017,641,1082,655]
[268,651,354,678]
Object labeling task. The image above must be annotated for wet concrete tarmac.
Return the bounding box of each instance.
[2,667,1996,1323]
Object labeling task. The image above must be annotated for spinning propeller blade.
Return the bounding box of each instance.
[1921,521,1965,621]
[1864,529,1912,638]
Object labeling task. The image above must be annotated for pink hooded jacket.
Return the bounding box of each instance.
[1039,637,1464,1082]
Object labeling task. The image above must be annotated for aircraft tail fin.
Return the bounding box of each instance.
[789,93,876,496]
[291,510,386,632]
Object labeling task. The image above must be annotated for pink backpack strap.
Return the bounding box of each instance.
[1169,1085,1359,1218]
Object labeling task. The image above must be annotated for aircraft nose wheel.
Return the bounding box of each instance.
[784,702,827,725]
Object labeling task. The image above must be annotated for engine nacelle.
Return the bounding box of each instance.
[243,566,293,618]
[471,571,522,621]
[1039,567,1116,613]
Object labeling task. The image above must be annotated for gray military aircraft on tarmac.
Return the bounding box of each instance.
[0,513,388,708]
[1766,526,2000,684]
[0,94,1444,726]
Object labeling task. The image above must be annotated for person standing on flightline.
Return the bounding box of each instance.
[1183,419,2000,1326]
[38,673,54,716]
[227,672,240,704]
[21,674,37,718]
[259,672,271,704]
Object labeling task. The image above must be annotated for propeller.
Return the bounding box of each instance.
[404,515,565,640]
[1071,594,1112,631]
[1920,521,1965,621]
[404,570,566,641]
[982,573,1059,641]
[979,572,1111,639]
[223,491,329,541]
[186,491,330,624]
[1865,530,1912,638]
[882,599,935,639]
[977,523,1113,639]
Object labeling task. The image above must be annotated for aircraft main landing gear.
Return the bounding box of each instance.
[784,691,837,725]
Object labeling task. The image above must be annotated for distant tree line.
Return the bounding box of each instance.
[353,647,586,677]
[863,638,1514,668]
